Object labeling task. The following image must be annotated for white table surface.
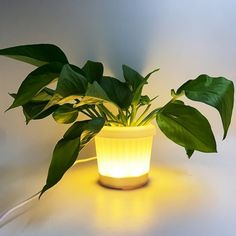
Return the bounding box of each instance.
[0,135,236,236]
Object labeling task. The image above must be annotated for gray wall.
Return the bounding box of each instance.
[0,0,236,203]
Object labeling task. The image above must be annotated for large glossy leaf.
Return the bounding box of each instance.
[7,62,63,110]
[156,102,217,153]
[82,60,103,83]
[40,118,105,197]
[56,64,88,97]
[53,104,78,124]
[177,74,234,139]
[122,64,144,91]
[99,76,132,108]
[0,44,68,66]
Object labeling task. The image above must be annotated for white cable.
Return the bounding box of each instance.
[0,191,40,228]
[0,157,97,228]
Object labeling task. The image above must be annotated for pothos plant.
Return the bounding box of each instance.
[0,44,234,197]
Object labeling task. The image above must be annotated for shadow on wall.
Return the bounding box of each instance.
[73,1,162,78]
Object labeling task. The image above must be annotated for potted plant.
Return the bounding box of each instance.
[0,44,234,197]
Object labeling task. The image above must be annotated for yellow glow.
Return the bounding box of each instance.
[41,162,206,234]
[95,125,156,188]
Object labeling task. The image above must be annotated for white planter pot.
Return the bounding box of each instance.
[95,124,156,189]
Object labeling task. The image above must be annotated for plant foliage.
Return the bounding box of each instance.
[0,44,234,196]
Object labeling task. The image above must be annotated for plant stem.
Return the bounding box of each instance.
[134,104,151,126]
[129,105,137,126]
[85,108,96,118]
[98,104,117,121]
[138,93,185,126]
[80,110,93,118]
[96,105,107,120]
[138,108,160,126]
[118,109,127,125]
[90,106,101,117]
[106,120,124,126]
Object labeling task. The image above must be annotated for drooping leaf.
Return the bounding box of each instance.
[99,76,132,108]
[23,102,58,124]
[7,62,63,110]
[40,117,105,197]
[30,93,63,120]
[82,60,103,83]
[10,88,57,123]
[0,44,68,66]
[156,101,217,153]
[56,64,88,97]
[40,138,80,198]
[177,74,234,139]
[9,89,57,124]
[53,104,78,124]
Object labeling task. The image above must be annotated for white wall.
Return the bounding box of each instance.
[0,0,236,216]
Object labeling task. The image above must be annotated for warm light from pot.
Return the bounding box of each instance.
[95,125,156,189]
[96,136,153,177]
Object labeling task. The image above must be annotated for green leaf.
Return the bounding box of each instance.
[9,89,57,124]
[139,95,158,106]
[0,44,68,66]
[139,95,151,105]
[72,82,112,107]
[63,117,105,147]
[122,64,144,91]
[185,148,194,158]
[56,64,88,97]
[40,138,80,198]
[36,93,62,114]
[82,60,103,83]
[122,65,158,106]
[40,118,105,197]
[131,81,146,106]
[23,102,58,124]
[99,76,132,109]
[31,88,54,102]
[78,81,112,106]
[7,62,63,110]
[145,68,160,79]
[177,74,234,139]
[53,104,78,124]
[156,102,217,153]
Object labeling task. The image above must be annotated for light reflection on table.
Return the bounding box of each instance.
[1,159,210,235]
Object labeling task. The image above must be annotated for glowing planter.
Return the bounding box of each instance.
[95,124,156,189]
